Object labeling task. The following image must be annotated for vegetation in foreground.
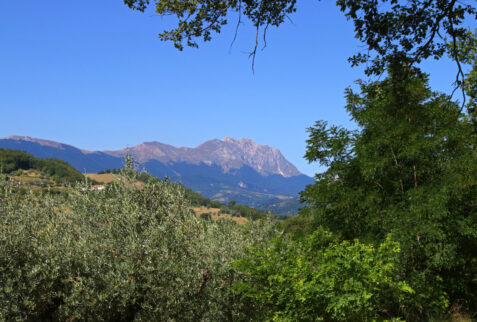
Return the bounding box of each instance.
[0,168,277,320]
[1,0,475,320]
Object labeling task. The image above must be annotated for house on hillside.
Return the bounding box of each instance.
[81,185,105,191]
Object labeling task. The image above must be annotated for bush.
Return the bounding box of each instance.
[234,229,413,321]
[200,212,212,221]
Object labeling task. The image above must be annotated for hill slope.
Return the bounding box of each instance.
[0,148,84,184]
[0,136,123,172]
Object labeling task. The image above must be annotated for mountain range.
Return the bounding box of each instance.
[0,136,314,214]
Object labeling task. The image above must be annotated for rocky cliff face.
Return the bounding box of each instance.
[106,137,302,177]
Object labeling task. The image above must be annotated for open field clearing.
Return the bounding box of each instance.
[10,169,57,188]
[85,173,143,189]
[192,207,249,224]
[85,173,117,183]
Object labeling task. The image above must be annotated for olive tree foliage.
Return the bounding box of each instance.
[299,65,477,318]
[0,170,277,321]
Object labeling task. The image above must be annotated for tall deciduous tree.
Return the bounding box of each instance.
[300,64,477,317]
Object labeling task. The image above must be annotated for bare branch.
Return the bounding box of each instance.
[249,23,260,74]
[262,23,269,51]
[449,18,467,113]
[229,0,243,54]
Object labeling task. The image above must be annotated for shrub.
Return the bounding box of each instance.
[234,228,413,321]
[200,212,212,221]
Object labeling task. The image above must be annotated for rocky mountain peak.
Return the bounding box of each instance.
[104,137,302,177]
[177,137,298,177]
[0,135,313,213]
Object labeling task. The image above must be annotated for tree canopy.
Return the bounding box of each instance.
[123,0,476,82]
[298,65,477,317]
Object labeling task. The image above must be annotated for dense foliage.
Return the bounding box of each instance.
[2,70,476,319]
[235,229,412,321]
[3,69,476,318]
[0,170,276,320]
[0,148,84,184]
[3,2,476,317]
[297,66,477,318]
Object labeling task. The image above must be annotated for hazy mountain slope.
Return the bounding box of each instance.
[0,136,123,172]
[139,160,313,212]
[141,160,312,196]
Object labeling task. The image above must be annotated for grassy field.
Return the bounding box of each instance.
[192,207,249,224]
[85,173,143,189]
[85,173,117,183]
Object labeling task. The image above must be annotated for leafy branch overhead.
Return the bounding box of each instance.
[123,0,475,78]
[124,0,297,71]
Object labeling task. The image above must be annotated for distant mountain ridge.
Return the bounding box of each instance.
[105,137,302,177]
[0,135,314,214]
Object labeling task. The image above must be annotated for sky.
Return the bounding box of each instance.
[0,1,471,176]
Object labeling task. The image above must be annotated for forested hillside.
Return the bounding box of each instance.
[0,148,84,184]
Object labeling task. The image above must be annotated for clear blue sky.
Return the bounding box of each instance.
[0,1,468,176]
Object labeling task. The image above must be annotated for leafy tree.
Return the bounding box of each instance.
[337,1,475,75]
[299,65,477,317]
